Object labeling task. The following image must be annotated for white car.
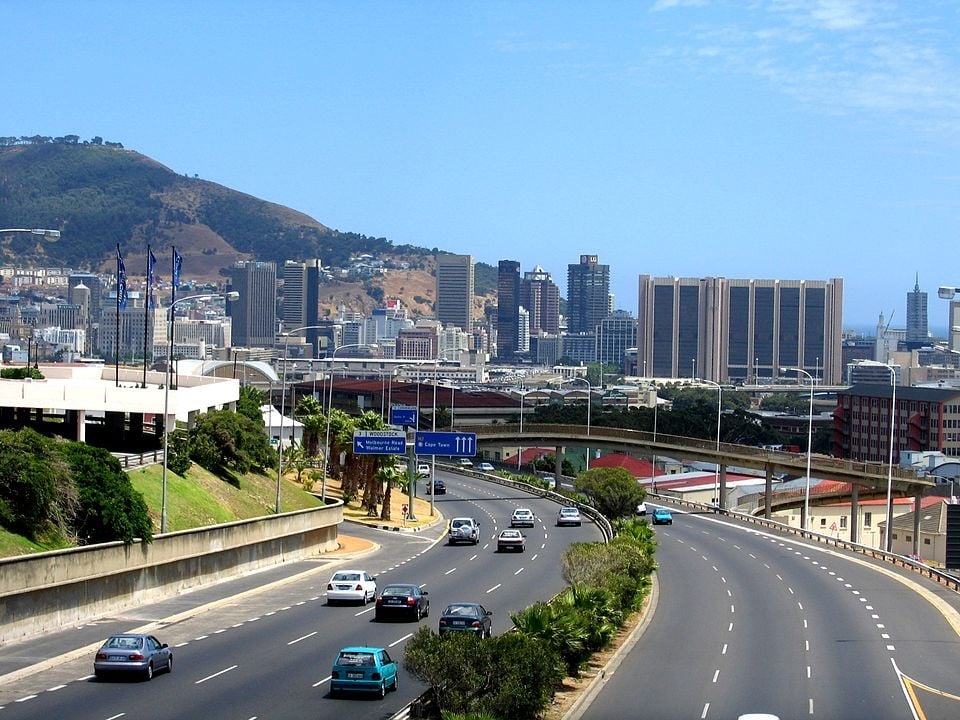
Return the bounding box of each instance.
[457,458,474,467]
[326,569,377,605]
[417,462,431,476]
[636,502,647,516]
[476,462,495,472]
[556,507,582,526]
[510,508,536,528]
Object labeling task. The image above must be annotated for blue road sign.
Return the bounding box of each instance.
[391,405,418,427]
[353,430,407,455]
[414,431,477,457]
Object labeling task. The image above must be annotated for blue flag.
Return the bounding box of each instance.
[173,248,183,288]
[117,245,128,310]
[147,248,158,309]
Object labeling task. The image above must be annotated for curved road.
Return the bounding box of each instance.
[580,504,960,720]
[0,469,602,720]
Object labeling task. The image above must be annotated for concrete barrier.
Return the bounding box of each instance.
[0,501,343,644]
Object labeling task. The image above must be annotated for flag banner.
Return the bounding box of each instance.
[147,248,157,309]
[173,248,183,288]
[117,245,128,310]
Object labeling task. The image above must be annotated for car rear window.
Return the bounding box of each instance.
[338,652,375,666]
[382,586,414,596]
[334,573,360,581]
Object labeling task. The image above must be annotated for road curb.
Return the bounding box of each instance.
[562,573,661,720]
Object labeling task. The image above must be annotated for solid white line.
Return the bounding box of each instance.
[288,631,318,645]
[195,665,238,684]
[389,633,414,647]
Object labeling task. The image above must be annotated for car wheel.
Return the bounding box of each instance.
[166,654,173,673]
[391,673,399,691]
[415,605,422,621]
[378,680,387,699]
[143,663,154,681]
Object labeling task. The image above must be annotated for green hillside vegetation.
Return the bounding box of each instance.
[0,137,498,313]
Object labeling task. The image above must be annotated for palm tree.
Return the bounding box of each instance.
[294,395,324,457]
[510,602,591,676]
[376,462,404,521]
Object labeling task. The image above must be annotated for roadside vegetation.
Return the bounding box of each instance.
[404,509,657,720]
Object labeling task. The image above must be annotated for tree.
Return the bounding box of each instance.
[61,442,153,544]
[0,428,75,540]
[189,409,275,480]
[377,462,404,521]
[237,384,267,424]
[294,395,324,457]
[573,467,645,520]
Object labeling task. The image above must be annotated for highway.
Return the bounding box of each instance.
[0,470,602,720]
[579,504,960,720]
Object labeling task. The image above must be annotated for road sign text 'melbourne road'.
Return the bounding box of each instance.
[414,431,477,457]
[353,430,407,455]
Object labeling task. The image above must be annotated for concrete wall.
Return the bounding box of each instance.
[0,502,343,644]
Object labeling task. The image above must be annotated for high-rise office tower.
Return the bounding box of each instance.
[598,310,637,371]
[435,254,474,332]
[282,259,321,352]
[637,276,843,384]
[521,266,560,335]
[497,260,521,359]
[567,255,611,335]
[228,261,277,348]
[905,274,928,350]
[68,272,103,322]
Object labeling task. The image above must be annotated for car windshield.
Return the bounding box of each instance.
[338,652,375,666]
[444,604,479,617]
[333,572,360,581]
[561,508,578,515]
[382,585,415,596]
[106,636,142,650]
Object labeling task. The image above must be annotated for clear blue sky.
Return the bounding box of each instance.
[7,1,960,331]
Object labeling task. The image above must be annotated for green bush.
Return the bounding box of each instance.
[403,628,563,720]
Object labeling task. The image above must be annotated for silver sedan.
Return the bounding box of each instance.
[94,633,172,681]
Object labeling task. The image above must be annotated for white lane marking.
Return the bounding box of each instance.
[486,583,501,593]
[469,554,478,561]
[288,631,318,645]
[195,665,238,684]
[389,633,414,647]
[46,684,66,692]
[313,675,332,687]
[701,702,710,719]
[106,715,125,720]
[194,635,209,640]
[15,695,38,703]
[712,669,720,683]
[721,643,728,655]
[445,568,457,575]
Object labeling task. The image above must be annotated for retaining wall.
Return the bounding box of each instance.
[0,502,343,644]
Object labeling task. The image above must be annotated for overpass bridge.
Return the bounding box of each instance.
[461,423,932,544]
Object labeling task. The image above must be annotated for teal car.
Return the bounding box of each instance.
[330,646,399,698]
[651,507,673,525]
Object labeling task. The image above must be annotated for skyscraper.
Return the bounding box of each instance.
[905,274,928,350]
[435,254,474,331]
[521,266,560,335]
[282,259,321,352]
[496,260,521,359]
[567,255,611,335]
[637,276,843,384]
[228,261,277,348]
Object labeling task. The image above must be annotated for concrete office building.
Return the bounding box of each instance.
[435,254,474,332]
[281,259,321,352]
[497,260,521,359]
[598,310,637,371]
[567,255,611,335]
[637,276,843,384]
[227,261,277,348]
[521,266,561,335]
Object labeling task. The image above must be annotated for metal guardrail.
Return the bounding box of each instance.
[651,494,960,592]
[111,450,164,469]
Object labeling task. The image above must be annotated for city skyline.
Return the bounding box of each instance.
[6,2,959,330]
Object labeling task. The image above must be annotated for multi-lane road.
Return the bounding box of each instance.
[0,471,602,719]
[579,505,960,720]
[5,472,960,720]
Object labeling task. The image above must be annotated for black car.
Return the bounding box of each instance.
[438,602,493,638]
[375,583,430,622]
[429,479,446,495]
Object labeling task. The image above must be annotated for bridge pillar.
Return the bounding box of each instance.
[554,446,563,482]
[913,495,922,557]
[764,465,774,519]
[719,465,727,509]
[850,484,859,544]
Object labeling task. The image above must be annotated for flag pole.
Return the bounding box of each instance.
[142,244,152,387]
[115,244,123,387]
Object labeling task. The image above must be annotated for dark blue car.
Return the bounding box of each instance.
[330,646,399,698]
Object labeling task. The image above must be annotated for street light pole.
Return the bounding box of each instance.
[161,291,238,533]
[562,376,592,471]
[873,361,898,552]
[782,366,815,531]
[0,228,61,241]
[698,378,722,509]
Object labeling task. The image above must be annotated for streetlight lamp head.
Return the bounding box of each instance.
[224,291,239,301]
[939,286,957,300]
[34,229,61,241]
